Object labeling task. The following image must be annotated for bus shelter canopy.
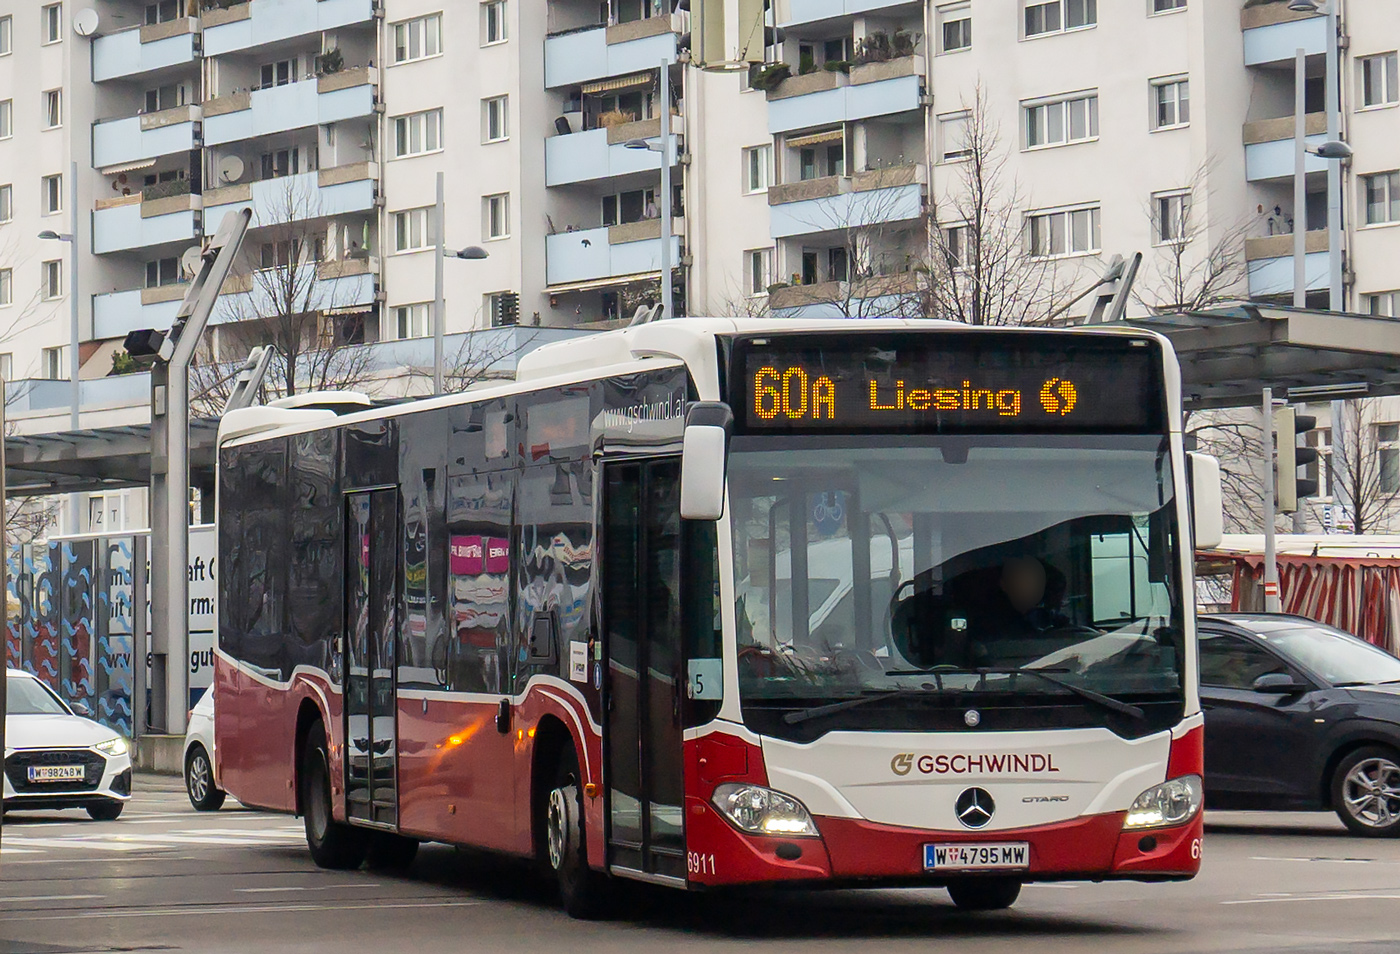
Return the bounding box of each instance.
[2,419,221,498]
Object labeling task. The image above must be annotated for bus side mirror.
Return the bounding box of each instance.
[1187,451,1223,550]
[680,401,733,521]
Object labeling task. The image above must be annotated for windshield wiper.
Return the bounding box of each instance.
[782,687,942,726]
[887,667,1146,721]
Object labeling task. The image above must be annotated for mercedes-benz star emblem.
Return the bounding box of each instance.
[964,709,981,727]
[955,787,996,829]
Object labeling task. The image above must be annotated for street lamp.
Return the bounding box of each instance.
[432,171,491,396]
[38,163,80,534]
[623,57,675,323]
[1291,45,1350,309]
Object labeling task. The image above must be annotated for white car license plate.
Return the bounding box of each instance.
[27,765,86,782]
[925,843,1029,871]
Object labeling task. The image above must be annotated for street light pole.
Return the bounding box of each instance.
[1293,47,1307,309]
[659,57,672,318]
[1325,0,1342,309]
[433,170,445,396]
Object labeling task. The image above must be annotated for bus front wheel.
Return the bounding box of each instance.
[545,748,610,919]
[947,878,1021,911]
[300,720,367,870]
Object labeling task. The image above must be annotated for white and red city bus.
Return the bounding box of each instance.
[213,317,1223,917]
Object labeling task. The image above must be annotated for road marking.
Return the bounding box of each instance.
[1,899,483,922]
[1224,893,1400,905]
[235,884,383,894]
[0,895,105,903]
[1250,855,1390,865]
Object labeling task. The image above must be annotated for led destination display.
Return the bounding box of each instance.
[733,333,1164,434]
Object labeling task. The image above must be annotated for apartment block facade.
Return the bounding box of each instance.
[1,0,1398,530]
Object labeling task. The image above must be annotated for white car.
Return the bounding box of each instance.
[183,688,225,811]
[4,668,133,820]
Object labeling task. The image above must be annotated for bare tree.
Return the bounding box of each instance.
[1135,164,1249,314]
[1316,399,1400,535]
[1186,409,1266,534]
[923,88,1067,326]
[193,177,373,413]
[402,326,543,395]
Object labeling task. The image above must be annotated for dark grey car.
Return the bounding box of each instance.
[1198,613,1400,837]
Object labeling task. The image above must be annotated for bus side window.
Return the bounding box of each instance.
[447,471,515,695]
[289,430,340,678]
[240,439,289,681]
[682,519,723,725]
[218,448,244,666]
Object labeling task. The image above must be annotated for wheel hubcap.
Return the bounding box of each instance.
[189,755,209,802]
[1342,757,1400,828]
[547,787,569,871]
[308,752,330,840]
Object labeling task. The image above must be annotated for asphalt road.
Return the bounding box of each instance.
[1,776,1398,954]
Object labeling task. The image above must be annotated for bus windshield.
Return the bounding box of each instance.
[729,433,1183,736]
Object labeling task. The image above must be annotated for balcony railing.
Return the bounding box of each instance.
[544,19,677,89]
[92,18,199,83]
[93,192,201,254]
[93,105,201,171]
[204,68,377,146]
[768,163,926,239]
[202,0,374,57]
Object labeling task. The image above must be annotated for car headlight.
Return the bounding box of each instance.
[711,783,819,837]
[95,737,129,758]
[1124,775,1203,829]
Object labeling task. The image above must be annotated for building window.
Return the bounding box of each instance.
[1364,290,1400,316]
[393,14,442,64]
[0,100,11,139]
[146,257,182,287]
[0,269,11,307]
[487,291,519,326]
[0,184,9,223]
[391,302,433,340]
[145,0,184,25]
[258,58,297,89]
[1364,171,1400,225]
[1151,0,1185,12]
[1360,53,1399,109]
[1305,427,1332,499]
[44,89,61,129]
[42,260,63,299]
[42,347,64,380]
[938,3,971,53]
[743,145,771,193]
[1025,0,1095,37]
[1152,77,1190,129]
[0,15,11,56]
[1379,424,1400,494]
[483,193,510,240]
[43,174,62,214]
[1028,206,1101,258]
[393,109,443,157]
[145,83,187,113]
[393,207,437,252]
[260,147,310,179]
[1153,190,1190,244]
[745,248,773,296]
[0,354,11,381]
[43,4,62,44]
[942,225,969,269]
[483,95,509,143]
[938,111,971,161]
[1024,93,1098,148]
[482,0,507,44]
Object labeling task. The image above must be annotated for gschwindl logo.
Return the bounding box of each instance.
[891,753,915,776]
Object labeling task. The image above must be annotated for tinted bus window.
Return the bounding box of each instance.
[344,418,398,488]
[449,398,514,475]
[288,429,340,678]
[239,439,289,680]
[400,410,448,689]
[446,471,516,693]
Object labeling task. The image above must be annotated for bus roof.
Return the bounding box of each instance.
[218,316,1169,449]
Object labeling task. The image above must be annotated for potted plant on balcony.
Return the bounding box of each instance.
[596,109,636,129]
[823,60,851,74]
[748,62,791,92]
[317,48,345,77]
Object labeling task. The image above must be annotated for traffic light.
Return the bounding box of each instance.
[1274,405,1319,513]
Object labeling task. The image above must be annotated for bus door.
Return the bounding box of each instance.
[602,458,687,882]
[344,489,400,827]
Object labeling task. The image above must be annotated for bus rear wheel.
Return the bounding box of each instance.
[301,720,367,870]
[545,748,610,919]
[947,877,1022,911]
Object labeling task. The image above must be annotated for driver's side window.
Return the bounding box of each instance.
[1198,632,1288,689]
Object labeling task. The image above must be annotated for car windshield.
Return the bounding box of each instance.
[5,675,70,716]
[730,435,1184,736]
[1260,624,1400,686]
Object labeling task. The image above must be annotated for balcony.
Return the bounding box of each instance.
[769,273,921,318]
[204,68,378,146]
[213,258,376,324]
[545,117,681,187]
[768,164,925,239]
[92,285,188,341]
[1245,230,1328,297]
[1243,113,1328,181]
[544,18,676,89]
[4,375,153,417]
[203,163,378,227]
[93,106,201,172]
[93,191,201,255]
[203,0,374,57]
[768,57,923,135]
[1242,3,1326,68]
[782,0,915,28]
[92,19,199,83]
[545,218,680,286]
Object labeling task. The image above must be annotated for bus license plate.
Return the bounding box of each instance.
[925,843,1029,871]
[28,765,86,782]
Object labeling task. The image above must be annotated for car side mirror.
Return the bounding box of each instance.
[1252,672,1308,694]
[680,401,733,521]
[70,700,94,719]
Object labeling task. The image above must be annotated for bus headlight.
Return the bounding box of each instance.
[1124,775,1203,829]
[711,783,820,837]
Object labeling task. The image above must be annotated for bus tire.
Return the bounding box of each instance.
[300,720,367,870]
[545,748,610,919]
[365,831,420,870]
[947,878,1021,911]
